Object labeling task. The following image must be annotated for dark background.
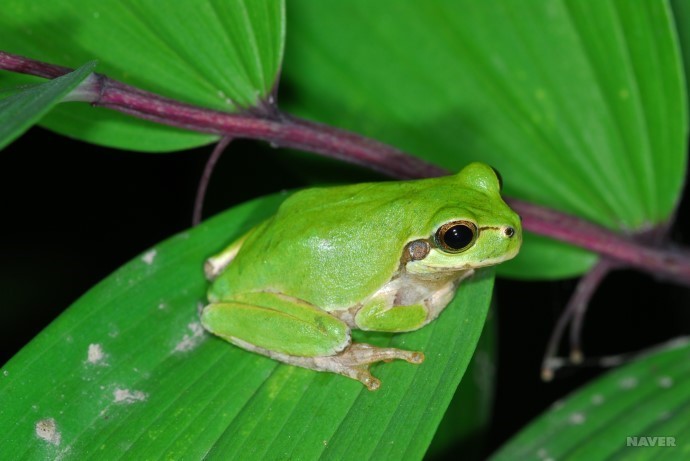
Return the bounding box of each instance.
[2,127,689,455]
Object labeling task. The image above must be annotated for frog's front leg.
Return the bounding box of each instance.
[200,292,423,390]
[353,271,471,333]
[204,226,258,280]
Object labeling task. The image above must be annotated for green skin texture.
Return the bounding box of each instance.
[201,162,522,390]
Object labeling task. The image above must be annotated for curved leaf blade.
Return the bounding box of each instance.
[0,194,494,460]
[282,0,687,279]
[672,0,690,122]
[427,310,496,459]
[0,0,285,151]
[0,61,96,150]
[499,233,598,280]
[490,339,690,460]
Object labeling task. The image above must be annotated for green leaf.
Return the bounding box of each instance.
[0,193,495,460]
[672,0,690,117]
[499,233,598,280]
[0,61,96,150]
[490,339,690,460]
[0,0,285,152]
[282,0,687,279]
[427,309,497,460]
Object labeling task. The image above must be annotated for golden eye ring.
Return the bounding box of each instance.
[435,221,477,253]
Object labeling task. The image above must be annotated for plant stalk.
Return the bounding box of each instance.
[2,50,689,285]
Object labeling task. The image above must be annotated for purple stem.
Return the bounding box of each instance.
[105,78,444,180]
[2,51,689,285]
[2,51,443,179]
[511,198,690,285]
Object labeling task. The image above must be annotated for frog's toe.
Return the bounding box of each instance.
[383,351,424,364]
[361,374,381,391]
[408,351,425,364]
[336,365,381,391]
[340,343,424,365]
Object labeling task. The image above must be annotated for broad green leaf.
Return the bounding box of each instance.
[672,0,690,116]
[500,233,598,280]
[0,61,96,150]
[490,339,690,460]
[427,309,497,460]
[0,0,284,152]
[0,193,495,460]
[282,0,687,279]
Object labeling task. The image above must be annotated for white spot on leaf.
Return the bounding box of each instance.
[108,323,120,338]
[657,410,672,421]
[141,249,157,265]
[86,344,107,365]
[173,322,206,353]
[537,448,555,461]
[35,418,61,445]
[569,412,586,425]
[658,376,673,388]
[591,394,605,405]
[550,399,565,411]
[113,388,148,404]
[619,376,638,390]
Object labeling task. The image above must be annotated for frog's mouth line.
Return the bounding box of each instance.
[410,244,521,273]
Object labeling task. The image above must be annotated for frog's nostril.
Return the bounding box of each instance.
[504,227,515,238]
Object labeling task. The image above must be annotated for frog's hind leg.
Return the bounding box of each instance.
[201,292,350,357]
[230,339,424,391]
[200,292,423,390]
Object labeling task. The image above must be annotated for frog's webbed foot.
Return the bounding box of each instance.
[307,343,424,391]
[229,339,424,391]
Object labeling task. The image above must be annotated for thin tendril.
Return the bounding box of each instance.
[569,260,617,362]
[541,259,613,381]
[193,136,233,226]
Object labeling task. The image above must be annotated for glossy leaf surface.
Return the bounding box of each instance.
[0,61,96,150]
[283,0,687,278]
[0,194,495,460]
[491,340,690,460]
[0,0,284,151]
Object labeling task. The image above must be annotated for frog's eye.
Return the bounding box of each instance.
[435,221,478,253]
[490,166,503,191]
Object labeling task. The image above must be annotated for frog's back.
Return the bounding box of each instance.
[212,178,465,309]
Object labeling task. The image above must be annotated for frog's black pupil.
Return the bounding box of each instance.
[444,225,474,250]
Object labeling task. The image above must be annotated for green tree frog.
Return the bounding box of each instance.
[201,162,521,390]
